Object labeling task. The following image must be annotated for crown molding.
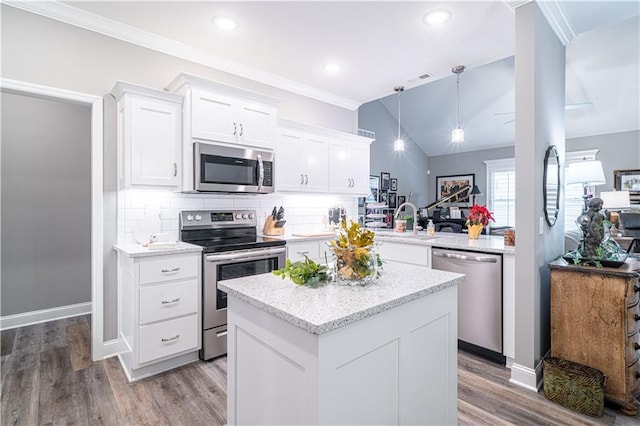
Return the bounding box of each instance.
[4,0,361,111]
[506,0,576,45]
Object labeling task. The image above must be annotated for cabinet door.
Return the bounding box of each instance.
[130,97,181,187]
[276,129,304,191]
[328,139,352,193]
[304,134,329,192]
[191,88,236,143]
[349,142,371,195]
[238,101,277,149]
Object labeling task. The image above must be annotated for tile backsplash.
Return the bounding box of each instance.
[118,188,359,244]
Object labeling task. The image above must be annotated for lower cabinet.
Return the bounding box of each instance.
[376,241,431,267]
[287,238,333,263]
[117,251,201,381]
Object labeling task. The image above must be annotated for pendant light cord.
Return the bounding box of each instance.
[456,73,460,129]
[397,89,401,139]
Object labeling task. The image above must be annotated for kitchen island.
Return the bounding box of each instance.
[219,261,464,425]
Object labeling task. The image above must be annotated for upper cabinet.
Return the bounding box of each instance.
[112,82,183,189]
[328,136,371,195]
[276,126,329,193]
[168,73,280,150]
[276,120,373,195]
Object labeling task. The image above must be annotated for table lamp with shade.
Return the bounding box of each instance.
[600,190,631,235]
[566,159,606,213]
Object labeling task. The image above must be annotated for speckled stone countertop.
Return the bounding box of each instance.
[113,242,203,258]
[219,261,464,335]
[374,231,515,255]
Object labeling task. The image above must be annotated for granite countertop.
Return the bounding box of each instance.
[113,242,203,258]
[219,261,464,335]
[374,230,515,255]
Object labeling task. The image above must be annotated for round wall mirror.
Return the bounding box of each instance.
[543,145,561,227]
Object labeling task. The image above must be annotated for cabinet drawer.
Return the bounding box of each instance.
[627,357,640,393]
[139,255,198,284]
[627,277,639,306]
[139,314,199,364]
[627,300,640,336]
[139,279,199,324]
[379,242,429,266]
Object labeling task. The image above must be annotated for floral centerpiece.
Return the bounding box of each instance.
[329,219,383,285]
[465,204,495,239]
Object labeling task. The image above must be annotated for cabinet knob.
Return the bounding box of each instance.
[636,314,640,321]
[637,371,640,379]
[636,343,640,351]
[635,285,640,293]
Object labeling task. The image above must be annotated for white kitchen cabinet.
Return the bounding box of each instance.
[329,137,371,195]
[377,241,431,267]
[112,82,182,188]
[190,88,277,149]
[116,250,201,381]
[276,127,329,193]
[287,238,333,263]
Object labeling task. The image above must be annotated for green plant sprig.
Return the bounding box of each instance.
[272,256,329,286]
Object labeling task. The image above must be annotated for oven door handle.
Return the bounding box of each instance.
[205,246,286,263]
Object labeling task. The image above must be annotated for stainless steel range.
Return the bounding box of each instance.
[179,209,286,360]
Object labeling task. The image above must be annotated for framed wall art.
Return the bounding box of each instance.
[388,192,397,209]
[391,178,398,191]
[435,173,475,206]
[380,172,391,190]
[614,169,640,204]
[397,195,406,211]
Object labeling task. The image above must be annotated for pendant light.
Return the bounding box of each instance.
[393,86,405,152]
[451,65,465,143]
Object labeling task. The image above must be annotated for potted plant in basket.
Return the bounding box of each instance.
[465,204,495,239]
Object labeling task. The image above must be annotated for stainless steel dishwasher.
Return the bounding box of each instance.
[431,248,505,364]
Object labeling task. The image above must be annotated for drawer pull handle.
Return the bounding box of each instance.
[161,297,180,305]
[636,285,640,293]
[297,251,309,255]
[635,343,640,351]
[161,334,180,342]
[161,267,180,273]
[636,314,640,321]
[637,371,640,379]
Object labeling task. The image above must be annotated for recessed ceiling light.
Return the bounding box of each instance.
[423,9,451,26]
[324,63,342,73]
[212,16,239,31]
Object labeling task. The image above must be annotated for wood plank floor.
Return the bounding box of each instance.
[1,315,638,425]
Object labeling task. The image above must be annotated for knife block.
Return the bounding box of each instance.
[262,216,285,236]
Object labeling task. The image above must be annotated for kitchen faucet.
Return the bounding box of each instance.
[394,202,418,234]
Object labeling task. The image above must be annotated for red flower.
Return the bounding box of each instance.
[465,204,495,226]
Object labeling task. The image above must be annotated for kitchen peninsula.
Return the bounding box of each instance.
[219,261,464,425]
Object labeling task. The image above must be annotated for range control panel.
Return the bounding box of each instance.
[179,210,257,229]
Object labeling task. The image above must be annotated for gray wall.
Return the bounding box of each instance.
[1,91,92,316]
[427,146,515,208]
[358,100,430,208]
[566,130,640,194]
[513,2,566,375]
[1,4,357,341]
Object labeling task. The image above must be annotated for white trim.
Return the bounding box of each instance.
[0,302,91,330]
[3,1,361,111]
[565,149,599,163]
[483,157,515,171]
[535,0,576,46]
[102,339,119,359]
[1,78,104,362]
[509,361,543,392]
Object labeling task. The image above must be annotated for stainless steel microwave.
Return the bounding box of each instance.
[194,142,274,193]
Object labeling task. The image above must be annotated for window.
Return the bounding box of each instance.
[564,149,599,230]
[485,158,516,228]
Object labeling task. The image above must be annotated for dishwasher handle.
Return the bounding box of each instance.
[432,250,498,263]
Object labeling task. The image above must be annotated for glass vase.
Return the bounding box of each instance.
[331,243,379,286]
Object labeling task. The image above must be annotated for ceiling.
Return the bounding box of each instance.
[39,1,640,156]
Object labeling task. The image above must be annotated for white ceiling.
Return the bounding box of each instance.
[43,1,640,156]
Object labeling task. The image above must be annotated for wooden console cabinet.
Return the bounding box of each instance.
[549,259,640,415]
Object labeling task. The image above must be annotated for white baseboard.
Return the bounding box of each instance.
[0,302,92,330]
[509,361,543,392]
[102,339,119,359]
